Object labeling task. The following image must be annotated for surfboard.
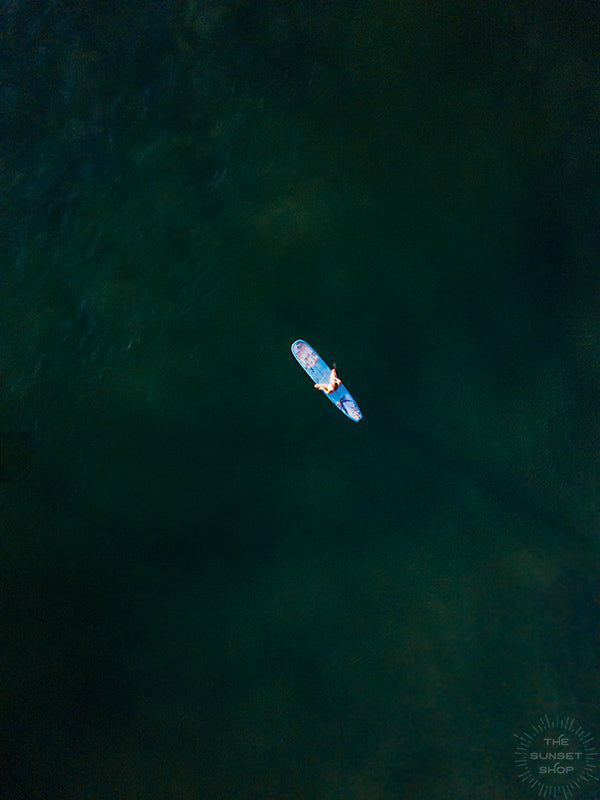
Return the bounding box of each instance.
[291,339,363,422]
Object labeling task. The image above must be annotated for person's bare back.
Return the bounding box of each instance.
[314,365,341,395]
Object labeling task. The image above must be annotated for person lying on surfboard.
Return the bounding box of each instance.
[291,340,362,421]
[314,364,342,395]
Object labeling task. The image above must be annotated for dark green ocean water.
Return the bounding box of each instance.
[2,2,599,798]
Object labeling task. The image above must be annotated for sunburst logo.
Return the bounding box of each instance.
[514,715,599,798]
